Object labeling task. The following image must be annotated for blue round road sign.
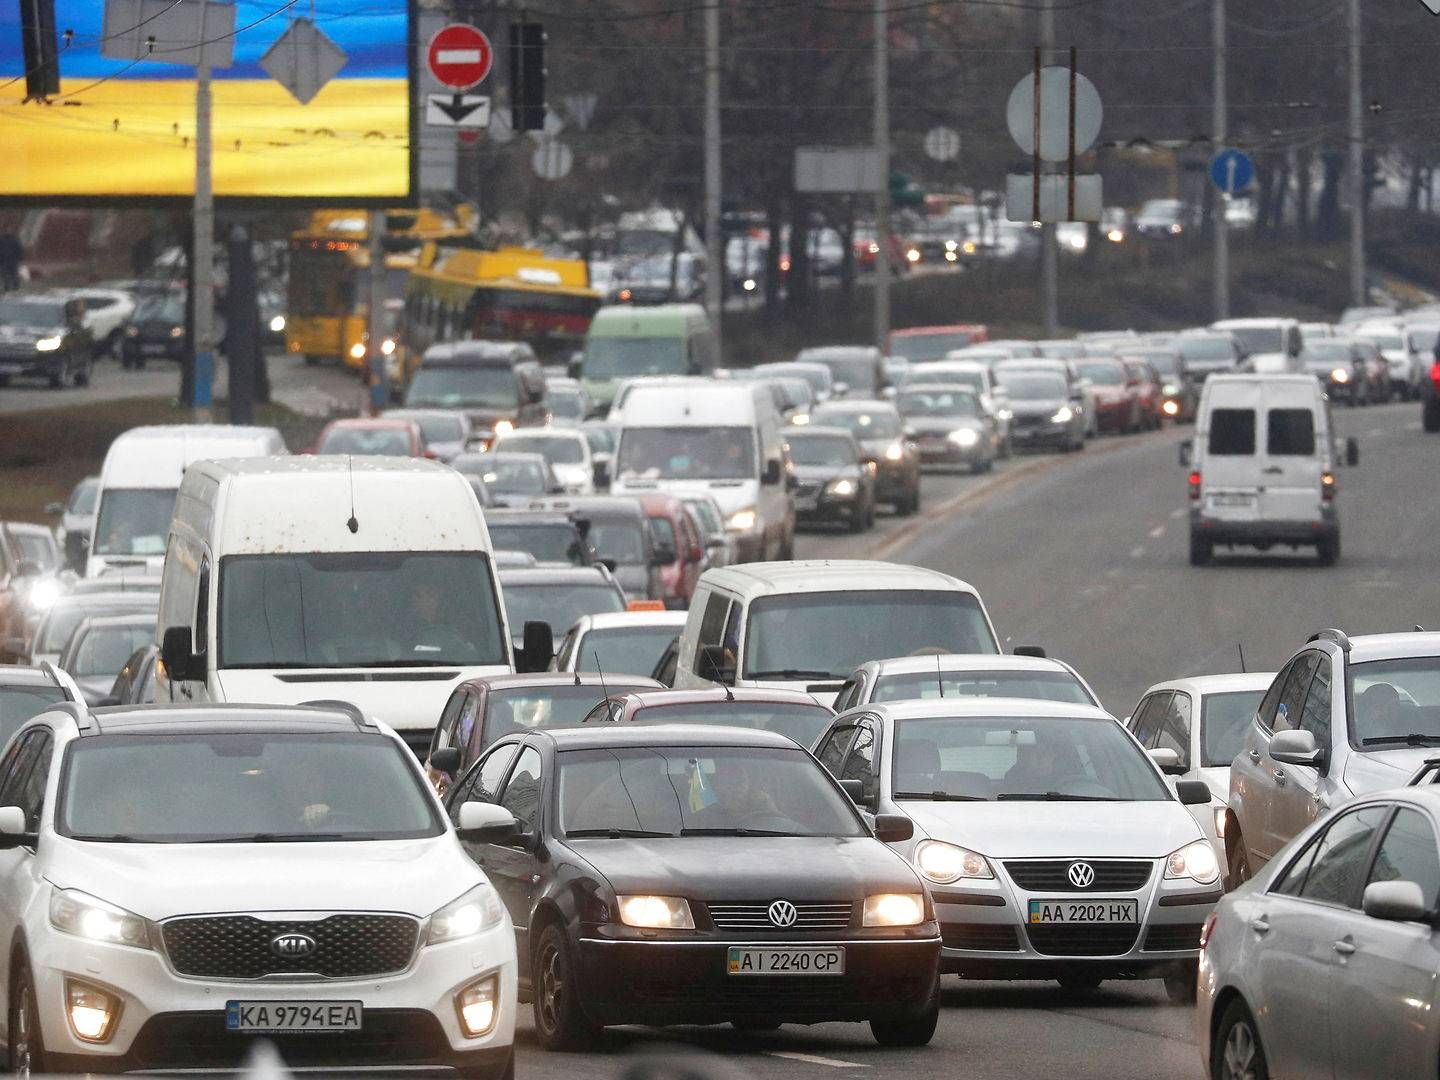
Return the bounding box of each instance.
[1210,149,1254,195]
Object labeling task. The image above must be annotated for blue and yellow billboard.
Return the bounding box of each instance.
[0,0,413,203]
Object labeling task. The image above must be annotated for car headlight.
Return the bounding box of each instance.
[425,883,505,945]
[1162,399,1180,416]
[883,440,905,461]
[493,419,514,437]
[617,895,695,929]
[124,325,140,338]
[381,338,396,356]
[268,314,286,333]
[168,326,184,339]
[996,407,1013,421]
[349,342,366,360]
[790,412,810,426]
[729,508,757,531]
[862,893,925,927]
[1330,368,1350,384]
[827,478,856,497]
[1107,229,1124,243]
[1050,406,1074,424]
[50,889,152,950]
[35,335,62,352]
[948,428,979,448]
[913,839,993,884]
[26,576,62,613]
[1162,383,1180,396]
[1164,839,1220,885]
[1169,223,1183,234]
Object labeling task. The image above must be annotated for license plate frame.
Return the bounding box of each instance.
[1207,492,1256,510]
[1028,899,1139,924]
[726,946,845,976]
[225,1000,364,1033]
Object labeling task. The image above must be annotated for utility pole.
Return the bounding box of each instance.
[366,209,387,416]
[1212,0,1229,320]
[193,62,214,422]
[703,0,723,359]
[873,0,891,351]
[1347,0,1365,307]
[1039,0,1058,337]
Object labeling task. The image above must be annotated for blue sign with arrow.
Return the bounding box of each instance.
[1210,149,1255,195]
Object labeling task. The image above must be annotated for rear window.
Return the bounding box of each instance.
[1208,408,1256,455]
[1266,409,1315,456]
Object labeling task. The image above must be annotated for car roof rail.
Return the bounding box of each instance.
[296,698,378,733]
[1307,628,1352,653]
[37,660,66,692]
[46,699,96,734]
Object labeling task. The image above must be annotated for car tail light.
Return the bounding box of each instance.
[1430,361,1440,391]
[1188,471,1201,501]
[1199,911,1219,951]
[1321,471,1335,501]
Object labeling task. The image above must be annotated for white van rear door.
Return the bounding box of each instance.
[1258,384,1324,522]
[1200,382,1262,521]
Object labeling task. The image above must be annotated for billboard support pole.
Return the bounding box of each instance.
[192,61,214,422]
[367,209,388,416]
[872,0,890,353]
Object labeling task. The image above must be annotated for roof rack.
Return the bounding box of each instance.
[1306,628,1352,653]
[46,700,96,733]
[37,660,66,693]
[296,699,379,733]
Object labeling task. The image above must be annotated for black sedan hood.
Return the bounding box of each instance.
[568,835,920,901]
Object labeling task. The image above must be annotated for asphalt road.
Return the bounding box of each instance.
[511,400,1432,1080]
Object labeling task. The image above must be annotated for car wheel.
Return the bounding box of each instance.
[532,924,600,1051]
[1164,963,1198,1004]
[1212,998,1269,1080]
[1227,834,1251,887]
[869,985,938,1047]
[849,505,866,533]
[1316,534,1339,567]
[1423,399,1440,433]
[1189,533,1212,567]
[9,961,46,1079]
[1057,973,1104,991]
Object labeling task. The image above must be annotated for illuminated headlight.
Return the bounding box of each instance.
[349,342,366,360]
[883,441,905,462]
[35,335,62,352]
[1162,383,1180,396]
[868,242,881,254]
[168,326,184,339]
[826,478,856,497]
[50,889,152,950]
[1050,406,1074,424]
[906,248,921,263]
[454,975,499,1038]
[1214,808,1227,839]
[996,408,1013,421]
[66,980,121,1044]
[945,251,958,262]
[862,893,925,927]
[26,576,62,613]
[426,883,505,945]
[789,412,810,426]
[1162,400,1180,416]
[945,239,958,251]
[1065,234,1086,251]
[742,278,757,292]
[1107,229,1124,243]
[123,325,139,338]
[617,895,695,929]
[381,338,397,356]
[729,508,757,531]
[948,428,979,448]
[1330,368,1350,384]
[913,839,993,884]
[1169,223,1184,234]
[1165,839,1220,885]
[268,314,286,333]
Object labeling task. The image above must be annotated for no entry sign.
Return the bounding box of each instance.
[427,24,493,91]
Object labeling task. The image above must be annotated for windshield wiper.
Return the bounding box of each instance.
[745,669,840,680]
[996,792,1112,801]
[680,827,795,836]
[196,832,354,843]
[893,790,986,802]
[67,832,147,843]
[1360,733,1440,747]
[565,828,677,838]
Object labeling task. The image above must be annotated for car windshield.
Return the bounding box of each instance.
[496,434,584,465]
[1179,336,1236,362]
[67,477,100,515]
[6,529,57,570]
[464,456,547,494]
[1360,332,1404,351]
[575,626,680,675]
[873,669,1093,705]
[71,623,153,677]
[583,337,687,381]
[92,488,176,556]
[318,426,412,456]
[1135,352,1180,376]
[481,683,656,747]
[0,686,66,746]
[786,435,854,466]
[583,426,617,455]
[587,520,647,564]
[759,365,830,398]
[134,295,183,323]
[810,408,901,440]
[616,427,756,481]
[629,702,834,747]
[1201,689,1267,767]
[557,745,865,837]
[1351,657,1440,745]
[906,369,985,393]
[502,582,624,641]
[1304,343,1352,366]
[548,389,585,419]
[744,590,997,680]
[406,365,519,410]
[891,716,1171,801]
[899,388,981,417]
[40,600,153,653]
[1077,361,1126,385]
[997,374,1066,401]
[889,333,974,362]
[803,354,878,393]
[488,523,587,565]
[0,297,64,326]
[1225,326,1283,355]
[58,733,443,843]
[219,552,506,668]
[403,415,464,443]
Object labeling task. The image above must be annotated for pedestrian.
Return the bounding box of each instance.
[0,232,22,292]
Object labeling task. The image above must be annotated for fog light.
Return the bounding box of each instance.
[66,980,120,1044]
[455,975,499,1038]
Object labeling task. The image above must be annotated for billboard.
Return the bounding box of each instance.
[0,0,414,204]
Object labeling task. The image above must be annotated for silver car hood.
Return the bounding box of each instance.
[900,798,1204,858]
[1343,745,1437,795]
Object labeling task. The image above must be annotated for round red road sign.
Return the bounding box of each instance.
[427,24,493,91]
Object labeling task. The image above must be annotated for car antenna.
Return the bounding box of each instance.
[345,455,359,534]
[1417,625,1427,633]
[594,651,610,702]
[936,652,944,698]
[1237,643,1246,673]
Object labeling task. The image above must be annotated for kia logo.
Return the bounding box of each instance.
[767,899,798,928]
[1067,862,1096,889]
[270,932,317,958]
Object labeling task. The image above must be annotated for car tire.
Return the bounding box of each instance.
[1057,973,1104,991]
[1423,399,1440,433]
[1227,834,1251,887]
[849,506,866,533]
[9,960,46,1079]
[869,986,938,1047]
[1189,534,1211,567]
[1211,998,1269,1080]
[1164,963,1198,1004]
[1316,534,1339,567]
[532,924,600,1051]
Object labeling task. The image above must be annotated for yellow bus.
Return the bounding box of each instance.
[285,208,474,372]
[404,244,601,369]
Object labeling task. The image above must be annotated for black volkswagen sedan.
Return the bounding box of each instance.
[444,725,940,1050]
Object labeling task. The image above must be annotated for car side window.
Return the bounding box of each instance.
[840,721,878,803]
[1296,804,1388,907]
[693,592,730,673]
[448,743,521,823]
[1366,807,1440,914]
[1156,692,1191,768]
[555,628,577,670]
[815,725,858,776]
[0,732,38,808]
[833,679,860,712]
[1272,831,1324,897]
[195,557,211,654]
[457,692,481,750]
[1299,658,1333,748]
[431,690,467,757]
[721,601,743,663]
[499,747,544,833]
[1273,653,1321,733]
[1130,692,1170,749]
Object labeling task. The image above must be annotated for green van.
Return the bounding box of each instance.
[571,303,719,414]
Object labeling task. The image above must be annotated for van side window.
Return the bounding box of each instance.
[693,592,730,673]
[195,557,211,654]
[1267,409,1315,456]
[1208,408,1256,455]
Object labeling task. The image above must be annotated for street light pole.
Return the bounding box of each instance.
[1347,0,1365,307]
[703,0,723,358]
[873,0,891,352]
[1039,0,1058,337]
[1212,0,1229,321]
[193,61,214,422]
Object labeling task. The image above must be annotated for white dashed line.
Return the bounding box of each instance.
[1148,524,1166,539]
[1169,507,1186,520]
[767,1051,870,1068]
[1129,545,1146,559]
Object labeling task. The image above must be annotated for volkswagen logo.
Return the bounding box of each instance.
[270,932,317,958]
[767,899,798,928]
[1067,861,1096,889]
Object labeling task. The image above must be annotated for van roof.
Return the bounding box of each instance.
[101,425,286,489]
[699,559,980,599]
[589,304,708,337]
[615,380,764,426]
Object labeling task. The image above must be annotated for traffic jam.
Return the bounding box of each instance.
[6,2,1440,1079]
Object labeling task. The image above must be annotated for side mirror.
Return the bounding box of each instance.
[516,620,554,673]
[1345,437,1359,467]
[832,381,850,398]
[839,779,868,805]
[44,501,63,516]
[1269,728,1322,768]
[762,459,783,486]
[430,746,462,778]
[1178,439,1193,468]
[1175,779,1211,806]
[872,813,914,843]
[1149,747,1185,775]
[598,558,618,573]
[1013,645,1047,658]
[160,625,202,682]
[1362,880,1429,922]
[456,801,521,844]
[0,806,35,849]
[593,461,610,490]
[698,644,736,685]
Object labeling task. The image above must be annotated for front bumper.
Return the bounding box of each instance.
[913,437,986,467]
[28,916,516,1074]
[0,347,63,378]
[794,487,861,524]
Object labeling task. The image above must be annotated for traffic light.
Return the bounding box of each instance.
[509,21,546,132]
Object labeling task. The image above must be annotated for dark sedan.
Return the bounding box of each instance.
[785,428,876,532]
[119,292,185,369]
[0,293,92,388]
[444,725,940,1049]
[580,686,836,747]
[807,401,921,515]
[994,371,1085,452]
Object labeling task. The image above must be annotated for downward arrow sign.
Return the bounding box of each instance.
[437,94,481,123]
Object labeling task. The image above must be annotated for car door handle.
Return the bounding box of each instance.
[1262,466,1284,475]
[1250,916,1270,935]
[1334,938,1356,956]
[1249,749,1262,763]
[1272,770,1288,785]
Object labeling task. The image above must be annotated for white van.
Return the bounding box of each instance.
[155,457,551,755]
[610,379,795,563]
[1182,374,1358,567]
[88,425,287,578]
[672,560,1001,702]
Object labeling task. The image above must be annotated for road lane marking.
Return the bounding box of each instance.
[1169,507,1186,519]
[1148,524,1166,539]
[1129,545,1145,558]
[767,1051,869,1068]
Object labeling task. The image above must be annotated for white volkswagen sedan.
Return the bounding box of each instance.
[0,701,518,1077]
[813,699,1219,1001]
